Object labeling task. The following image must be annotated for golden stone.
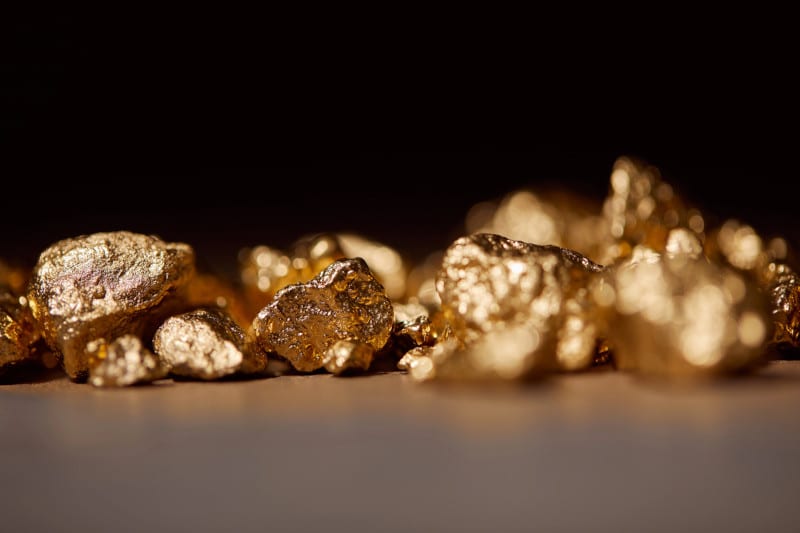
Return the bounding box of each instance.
[436,234,604,375]
[87,335,168,387]
[392,302,433,347]
[240,233,408,315]
[154,308,266,380]
[252,258,393,372]
[322,340,374,375]
[27,231,195,380]
[601,156,701,263]
[600,251,770,376]
[0,288,39,373]
[759,261,800,351]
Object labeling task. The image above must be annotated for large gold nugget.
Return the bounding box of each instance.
[601,252,770,376]
[27,231,195,380]
[154,308,266,379]
[87,335,168,387]
[252,258,393,372]
[436,233,604,373]
[0,289,39,372]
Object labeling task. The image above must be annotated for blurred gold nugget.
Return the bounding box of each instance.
[87,335,168,387]
[600,156,704,263]
[185,272,251,328]
[599,249,770,376]
[434,233,604,378]
[27,231,195,380]
[252,258,393,372]
[154,308,266,380]
[467,189,608,262]
[706,219,800,353]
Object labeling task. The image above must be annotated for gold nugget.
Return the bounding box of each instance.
[0,288,39,373]
[600,250,770,376]
[87,335,168,387]
[154,308,266,380]
[252,258,393,372]
[601,156,703,263]
[322,340,374,375]
[759,261,800,351]
[240,233,407,315]
[27,231,195,380]
[436,234,604,376]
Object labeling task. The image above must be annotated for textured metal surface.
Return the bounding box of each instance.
[322,340,374,375]
[27,232,195,380]
[87,335,167,387]
[253,258,393,372]
[435,234,604,376]
[0,289,38,371]
[154,308,266,380]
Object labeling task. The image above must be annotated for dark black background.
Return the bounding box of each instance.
[5,15,798,275]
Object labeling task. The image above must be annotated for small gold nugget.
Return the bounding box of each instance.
[435,233,604,376]
[759,262,800,351]
[27,232,195,380]
[87,335,168,387]
[0,288,39,372]
[240,233,407,314]
[252,258,393,372]
[154,308,266,380]
[600,249,770,376]
[322,340,374,375]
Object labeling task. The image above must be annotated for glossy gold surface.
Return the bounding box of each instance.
[252,258,393,372]
[27,232,195,380]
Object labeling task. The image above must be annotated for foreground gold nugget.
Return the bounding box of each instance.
[154,308,266,379]
[252,258,393,372]
[322,340,374,375]
[601,250,770,376]
[87,335,168,387]
[436,234,604,376]
[27,232,195,380]
[0,288,39,372]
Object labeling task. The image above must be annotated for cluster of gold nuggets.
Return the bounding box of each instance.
[1,157,798,386]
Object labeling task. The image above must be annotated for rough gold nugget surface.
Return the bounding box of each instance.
[253,258,393,372]
[27,231,195,380]
[87,335,168,387]
[240,233,407,314]
[436,234,604,373]
[322,340,374,375]
[0,289,38,372]
[154,308,266,380]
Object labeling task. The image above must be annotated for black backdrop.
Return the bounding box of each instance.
[6,15,798,275]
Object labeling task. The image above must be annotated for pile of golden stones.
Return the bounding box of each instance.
[2,157,798,386]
